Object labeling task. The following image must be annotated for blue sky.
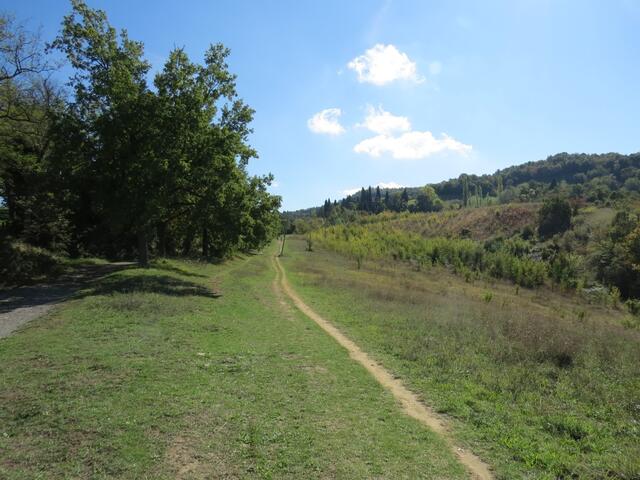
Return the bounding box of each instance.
[4,0,640,210]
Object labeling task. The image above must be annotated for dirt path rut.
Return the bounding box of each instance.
[272,254,493,480]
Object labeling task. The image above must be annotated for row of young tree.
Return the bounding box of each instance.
[310,197,640,301]
[0,1,281,267]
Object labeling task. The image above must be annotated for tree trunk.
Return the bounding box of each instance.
[157,222,167,257]
[182,228,194,256]
[138,230,149,267]
[202,227,209,258]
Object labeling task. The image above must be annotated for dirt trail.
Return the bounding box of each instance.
[0,262,133,339]
[272,254,493,480]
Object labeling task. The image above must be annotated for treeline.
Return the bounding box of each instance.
[433,152,640,203]
[0,1,281,269]
[318,185,443,219]
[287,152,640,224]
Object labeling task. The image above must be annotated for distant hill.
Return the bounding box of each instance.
[432,152,640,200]
[284,152,640,219]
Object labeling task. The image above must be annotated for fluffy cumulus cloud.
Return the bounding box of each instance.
[342,181,406,196]
[347,44,423,86]
[354,131,471,160]
[307,108,345,135]
[358,105,411,135]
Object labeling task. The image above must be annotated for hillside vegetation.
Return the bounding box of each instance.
[294,152,640,221]
[282,236,640,479]
[282,154,640,477]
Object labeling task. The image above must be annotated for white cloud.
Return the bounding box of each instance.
[342,181,405,196]
[428,61,442,76]
[342,187,362,196]
[358,105,411,135]
[307,108,345,135]
[347,44,423,86]
[376,181,405,189]
[354,131,472,160]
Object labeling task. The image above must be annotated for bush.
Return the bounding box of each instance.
[580,284,610,305]
[626,299,640,316]
[0,240,64,286]
[538,197,572,239]
[549,253,581,289]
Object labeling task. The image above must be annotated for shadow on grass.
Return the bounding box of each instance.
[150,261,208,279]
[0,263,135,316]
[79,274,221,299]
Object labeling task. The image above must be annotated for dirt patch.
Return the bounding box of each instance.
[272,253,493,480]
[163,427,243,479]
[165,436,206,479]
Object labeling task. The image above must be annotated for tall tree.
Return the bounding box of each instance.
[400,188,409,211]
[461,175,469,207]
[416,185,443,212]
[50,0,159,265]
[0,13,66,250]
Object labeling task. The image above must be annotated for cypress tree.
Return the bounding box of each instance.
[462,176,469,207]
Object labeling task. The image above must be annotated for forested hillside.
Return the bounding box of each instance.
[0,1,281,283]
[286,151,640,312]
[287,152,640,224]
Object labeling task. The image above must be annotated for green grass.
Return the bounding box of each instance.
[0,245,466,479]
[281,236,640,480]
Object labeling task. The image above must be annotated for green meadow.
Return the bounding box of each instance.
[0,245,466,479]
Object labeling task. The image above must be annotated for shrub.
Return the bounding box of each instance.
[580,284,610,305]
[626,299,640,316]
[0,239,64,285]
[549,253,581,289]
[538,197,572,239]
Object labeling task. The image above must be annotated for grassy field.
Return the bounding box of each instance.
[0,244,467,479]
[281,235,640,479]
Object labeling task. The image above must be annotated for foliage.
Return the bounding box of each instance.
[594,210,640,298]
[287,151,640,223]
[0,2,280,270]
[311,223,547,287]
[0,238,63,285]
[538,197,572,238]
[548,252,581,289]
[326,184,443,216]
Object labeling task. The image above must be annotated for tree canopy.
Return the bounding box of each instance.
[0,1,281,266]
